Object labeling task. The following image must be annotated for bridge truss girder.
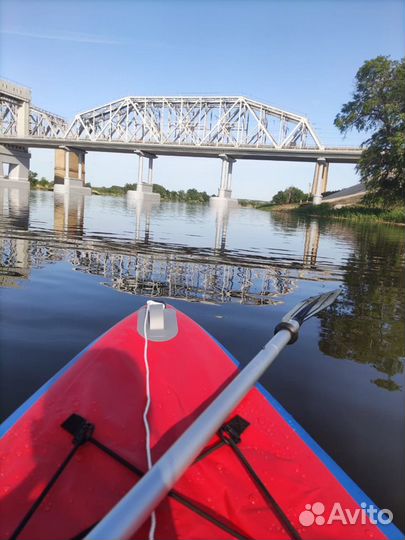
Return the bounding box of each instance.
[65,96,323,150]
[29,106,68,138]
[0,99,68,139]
[0,96,19,136]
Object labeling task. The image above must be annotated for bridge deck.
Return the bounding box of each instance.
[0,137,361,163]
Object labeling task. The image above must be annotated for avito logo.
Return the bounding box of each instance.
[299,502,393,527]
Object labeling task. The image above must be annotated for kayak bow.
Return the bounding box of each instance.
[86,290,341,540]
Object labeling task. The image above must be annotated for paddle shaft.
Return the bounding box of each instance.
[86,327,292,540]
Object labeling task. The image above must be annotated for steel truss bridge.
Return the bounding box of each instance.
[0,80,362,203]
[0,84,360,162]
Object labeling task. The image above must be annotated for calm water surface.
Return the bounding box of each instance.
[1,188,404,530]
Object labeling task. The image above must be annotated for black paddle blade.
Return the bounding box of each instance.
[282,289,341,326]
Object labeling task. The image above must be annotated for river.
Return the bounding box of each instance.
[0,187,404,530]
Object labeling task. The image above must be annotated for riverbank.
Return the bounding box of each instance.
[258,203,405,225]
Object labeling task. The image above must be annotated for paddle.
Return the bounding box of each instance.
[85,289,340,540]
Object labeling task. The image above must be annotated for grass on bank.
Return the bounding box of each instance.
[294,204,405,224]
[258,202,405,224]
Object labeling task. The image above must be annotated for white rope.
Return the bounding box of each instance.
[143,301,157,540]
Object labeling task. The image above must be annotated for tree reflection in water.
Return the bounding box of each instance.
[317,223,405,391]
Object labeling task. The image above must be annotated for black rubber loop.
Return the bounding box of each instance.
[274,321,299,344]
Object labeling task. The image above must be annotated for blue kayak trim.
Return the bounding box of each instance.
[1,311,403,539]
[212,336,404,540]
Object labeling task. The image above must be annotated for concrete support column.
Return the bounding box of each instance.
[136,153,157,186]
[64,150,71,184]
[321,162,329,194]
[218,155,236,199]
[78,152,85,182]
[137,155,144,183]
[148,157,154,184]
[127,152,160,203]
[0,145,31,187]
[226,160,233,190]
[311,158,327,205]
[54,148,90,194]
[210,155,238,208]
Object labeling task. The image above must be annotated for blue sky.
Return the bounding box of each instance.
[1,0,404,199]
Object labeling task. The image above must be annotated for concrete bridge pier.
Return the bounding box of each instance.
[54,148,91,194]
[210,155,238,208]
[311,158,329,205]
[213,204,231,253]
[54,189,85,237]
[127,152,160,203]
[303,220,320,267]
[0,145,31,187]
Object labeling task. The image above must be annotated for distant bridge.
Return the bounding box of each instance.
[0,80,362,203]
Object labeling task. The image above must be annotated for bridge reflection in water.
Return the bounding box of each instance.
[0,188,325,304]
[0,187,30,287]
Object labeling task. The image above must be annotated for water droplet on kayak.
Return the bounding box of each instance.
[216,463,224,472]
[44,504,52,512]
[16,451,22,457]
[249,493,257,505]
[3,485,10,494]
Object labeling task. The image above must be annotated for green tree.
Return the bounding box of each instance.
[124,183,137,191]
[272,186,308,205]
[334,56,405,205]
[28,170,38,186]
[39,177,50,188]
[152,183,169,198]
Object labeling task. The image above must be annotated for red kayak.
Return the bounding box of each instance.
[0,302,401,540]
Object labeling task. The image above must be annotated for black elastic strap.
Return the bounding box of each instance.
[86,436,252,540]
[61,413,252,540]
[10,445,81,540]
[219,428,302,540]
[9,415,94,540]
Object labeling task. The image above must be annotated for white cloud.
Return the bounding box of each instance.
[0,29,121,45]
